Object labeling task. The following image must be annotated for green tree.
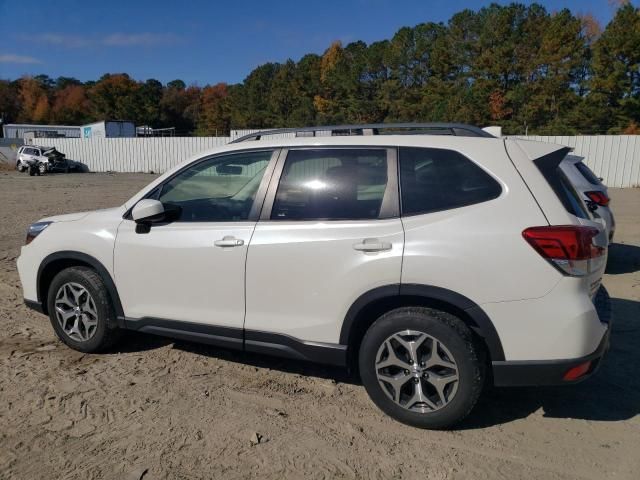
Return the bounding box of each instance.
[89,73,141,122]
[0,80,20,129]
[590,3,640,132]
[137,79,163,126]
[160,80,200,134]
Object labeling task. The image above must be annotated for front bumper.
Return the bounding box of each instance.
[492,286,612,387]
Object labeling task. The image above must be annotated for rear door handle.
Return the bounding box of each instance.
[353,238,392,252]
[214,236,244,247]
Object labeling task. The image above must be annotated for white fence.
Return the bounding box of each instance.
[512,135,640,188]
[39,137,230,173]
[27,134,640,187]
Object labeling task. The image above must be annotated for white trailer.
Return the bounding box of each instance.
[81,121,136,138]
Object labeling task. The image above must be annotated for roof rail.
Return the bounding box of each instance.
[230,123,495,143]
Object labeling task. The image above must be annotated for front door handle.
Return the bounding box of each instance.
[214,236,244,247]
[353,238,392,252]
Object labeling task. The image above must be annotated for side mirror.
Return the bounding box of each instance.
[132,199,165,223]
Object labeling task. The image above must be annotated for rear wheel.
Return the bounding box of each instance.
[359,307,484,429]
[16,161,26,172]
[47,267,122,352]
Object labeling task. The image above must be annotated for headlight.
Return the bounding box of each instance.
[26,221,52,245]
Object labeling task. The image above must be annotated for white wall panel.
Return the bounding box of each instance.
[39,137,230,173]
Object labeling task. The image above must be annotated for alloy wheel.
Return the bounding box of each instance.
[54,282,99,342]
[375,329,459,413]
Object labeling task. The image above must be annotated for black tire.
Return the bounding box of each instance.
[28,166,36,176]
[46,266,122,353]
[359,307,484,429]
[38,163,47,175]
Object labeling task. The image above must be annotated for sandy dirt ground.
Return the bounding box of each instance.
[0,171,638,480]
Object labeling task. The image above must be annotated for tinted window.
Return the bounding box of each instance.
[399,147,501,215]
[271,149,388,220]
[559,171,590,219]
[575,162,602,186]
[158,150,272,222]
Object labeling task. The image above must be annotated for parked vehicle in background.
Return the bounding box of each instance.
[16,146,74,176]
[16,146,44,173]
[16,123,612,429]
[560,155,615,241]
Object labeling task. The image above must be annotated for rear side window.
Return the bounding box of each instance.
[575,162,601,186]
[399,147,501,216]
[271,149,388,220]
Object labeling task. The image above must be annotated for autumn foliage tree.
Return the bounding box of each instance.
[196,83,231,135]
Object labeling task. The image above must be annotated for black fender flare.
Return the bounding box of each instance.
[37,251,125,322]
[339,283,505,361]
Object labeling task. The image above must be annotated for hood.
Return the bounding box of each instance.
[43,148,65,159]
[40,211,91,223]
[40,206,125,224]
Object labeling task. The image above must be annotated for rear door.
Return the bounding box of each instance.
[244,147,403,344]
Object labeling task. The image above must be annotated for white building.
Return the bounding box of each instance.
[2,123,81,139]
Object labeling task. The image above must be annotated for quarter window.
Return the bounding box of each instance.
[271,149,388,220]
[399,147,501,215]
[157,150,273,222]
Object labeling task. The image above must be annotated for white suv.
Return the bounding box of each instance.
[16,145,47,174]
[17,124,612,429]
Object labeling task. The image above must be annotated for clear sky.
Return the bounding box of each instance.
[0,0,635,85]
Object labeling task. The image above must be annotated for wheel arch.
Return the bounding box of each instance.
[340,284,505,364]
[37,251,124,322]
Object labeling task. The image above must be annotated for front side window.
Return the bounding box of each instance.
[399,147,501,216]
[271,149,388,221]
[157,150,273,222]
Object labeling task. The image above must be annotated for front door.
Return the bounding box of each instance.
[114,149,278,329]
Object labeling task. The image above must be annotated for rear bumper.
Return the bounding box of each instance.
[492,286,612,386]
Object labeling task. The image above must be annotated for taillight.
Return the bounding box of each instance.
[585,191,610,206]
[522,225,605,276]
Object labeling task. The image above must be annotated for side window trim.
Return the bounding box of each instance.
[259,146,399,222]
[259,148,288,221]
[126,148,281,222]
[379,147,399,219]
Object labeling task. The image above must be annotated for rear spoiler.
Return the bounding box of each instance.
[532,147,584,216]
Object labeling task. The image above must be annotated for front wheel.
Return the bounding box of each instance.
[47,266,122,353]
[359,307,484,429]
[38,163,47,175]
